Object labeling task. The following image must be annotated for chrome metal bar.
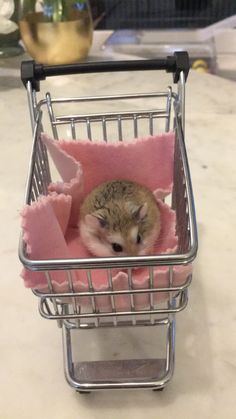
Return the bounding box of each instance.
[26,81,37,131]
[62,321,75,388]
[66,271,78,315]
[34,158,45,195]
[67,270,80,328]
[118,115,122,141]
[86,118,92,140]
[23,111,44,204]
[30,189,36,202]
[149,266,155,325]
[177,71,185,134]
[37,128,52,185]
[33,274,192,299]
[42,297,52,316]
[25,90,49,192]
[32,176,40,199]
[165,86,172,132]
[63,316,170,330]
[46,92,59,139]
[102,117,107,142]
[168,266,174,310]
[36,142,48,195]
[172,136,185,249]
[128,268,136,325]
[70,119,76,140]
[107,269,117,326]
[149,113,153,135]
[133,114,138,138]
[165,318,175,381]
[20,248,196,271]
[181,288,188,306]
[45,271,62,327]
[174,110,198,254]
[38,292,187,320]
[56,109,168,123]
[86,270,99,327]
[41,91,170,105]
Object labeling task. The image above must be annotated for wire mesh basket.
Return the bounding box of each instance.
[19,52,198,392]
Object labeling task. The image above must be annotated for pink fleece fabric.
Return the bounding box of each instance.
[43,132,175,225]
[21,132,191,310]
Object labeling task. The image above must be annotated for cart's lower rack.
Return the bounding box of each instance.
[62,314,176,391]
[32,273,191,328]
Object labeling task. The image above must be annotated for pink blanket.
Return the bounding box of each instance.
[21,132,191,310]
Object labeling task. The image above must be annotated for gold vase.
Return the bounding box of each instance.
[18,0,93,64]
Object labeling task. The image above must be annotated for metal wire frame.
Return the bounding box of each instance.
[43,90,173,141]
[62,316,175,391]
[19,68,198,390]
[33,273,191,323]
[19,78,197,329]
[19,91,197,271]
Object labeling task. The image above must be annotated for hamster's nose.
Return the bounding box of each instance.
[127,247,139,257]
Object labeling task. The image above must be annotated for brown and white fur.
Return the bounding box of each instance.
[79,180,161,257]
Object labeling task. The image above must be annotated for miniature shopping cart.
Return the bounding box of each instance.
[19,52,198,392]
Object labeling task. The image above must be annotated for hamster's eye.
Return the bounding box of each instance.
[111,243,123,253]
[137,234,141,244]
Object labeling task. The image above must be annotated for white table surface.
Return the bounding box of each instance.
[0,33,236,419]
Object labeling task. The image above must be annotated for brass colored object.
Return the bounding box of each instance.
[18,1,93,64]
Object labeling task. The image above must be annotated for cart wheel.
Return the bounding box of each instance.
[153,388,164,392]
[77,390,91,394]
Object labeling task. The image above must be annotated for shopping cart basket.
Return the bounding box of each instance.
[19,51,198,392]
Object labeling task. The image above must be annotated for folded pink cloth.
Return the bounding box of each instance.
[42,132,175,226]
[21,132,191,310]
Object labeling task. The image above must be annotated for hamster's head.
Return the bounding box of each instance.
[79,202,161,258]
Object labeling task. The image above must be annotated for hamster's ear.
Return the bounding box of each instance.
[84,213,107,230]
[129,202,148,222]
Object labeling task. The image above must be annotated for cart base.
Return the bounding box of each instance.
[62,318,175,391]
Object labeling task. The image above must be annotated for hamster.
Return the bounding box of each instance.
[79,179,161,257]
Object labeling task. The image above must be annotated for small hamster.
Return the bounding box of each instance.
[79,179,161,257]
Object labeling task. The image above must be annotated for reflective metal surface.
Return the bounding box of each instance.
[19,65,197,391]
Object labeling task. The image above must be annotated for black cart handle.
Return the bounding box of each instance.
[21,51,189,91]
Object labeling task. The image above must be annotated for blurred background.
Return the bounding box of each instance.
[90,0,236,29]
[89,0,236,80]
[0,0,236,80]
